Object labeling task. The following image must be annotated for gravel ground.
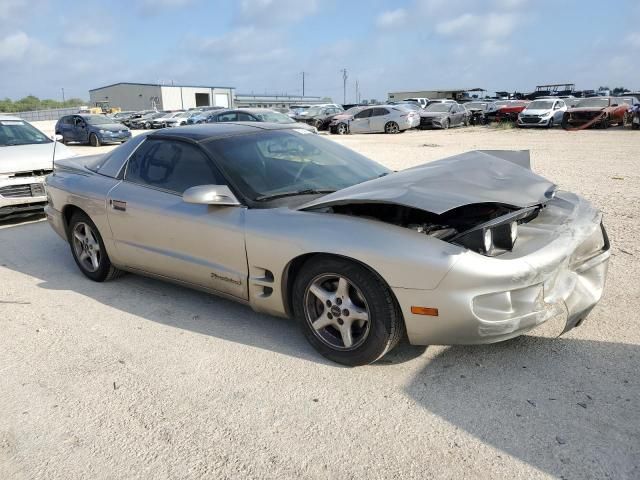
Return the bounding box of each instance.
[1,124,639,479]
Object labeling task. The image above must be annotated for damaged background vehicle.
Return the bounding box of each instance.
[561,96,632,129]
[1,115,75,219]
[44,123,610,366]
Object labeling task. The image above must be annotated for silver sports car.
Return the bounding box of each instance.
[45,123,610,365]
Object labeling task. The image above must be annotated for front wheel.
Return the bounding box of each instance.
[384,121,400,134]
[292,256,405,366]
[442,118,450,129]
[547,118,554,129]
[336,123,348,135]
[89,133,100,147]
[68,212,123,282]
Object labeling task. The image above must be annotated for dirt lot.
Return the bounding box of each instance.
[1,125,639,479]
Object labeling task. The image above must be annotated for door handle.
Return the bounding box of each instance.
[110,199,127,211]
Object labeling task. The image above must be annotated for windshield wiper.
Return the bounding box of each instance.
[255,189,335,201]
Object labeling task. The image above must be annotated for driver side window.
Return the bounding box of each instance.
[354,109,372,119]
[125,139,224,194]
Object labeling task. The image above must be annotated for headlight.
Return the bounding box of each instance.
[510,221,518,244]
[99,129,106,133]
[541,111,551,118]
[484,229,493,252]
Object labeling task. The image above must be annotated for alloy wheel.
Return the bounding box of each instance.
[304,273,371,350]
[72,222,101,272]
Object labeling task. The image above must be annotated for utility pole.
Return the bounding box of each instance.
[340,68,348,104]
[355,80,359,104]
[301,71,307,96]
[61,88,65,104]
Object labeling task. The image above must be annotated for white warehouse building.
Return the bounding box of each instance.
[89,82,236,111]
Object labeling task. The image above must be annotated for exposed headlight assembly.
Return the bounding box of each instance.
[451,207,535,256]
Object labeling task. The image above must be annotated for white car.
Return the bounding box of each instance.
[517,99,567,128]
[349,105,420,134]
[0,115,75,219]
[403,97,429,108]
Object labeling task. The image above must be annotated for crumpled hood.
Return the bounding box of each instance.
[567,107,607,113]
[0,142,76,174]
[300,150,556,215]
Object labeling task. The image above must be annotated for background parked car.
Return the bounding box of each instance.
[328,106,368,134]
[205,108,317,132]
[110,111,136,123]
[419,103,469,129]
[129,111,168,129]
[161,111,200,127]
[464,101,491,125]
[494,100,530,123]
[562,97,632,129]
[517,99,567,128]
[403,97,429,108]
[55,114,131,146]
[150,111,186,129]
[348,105,419,134]
[122,110,156,127]
[293,105,344,130]
[1,115,76,218]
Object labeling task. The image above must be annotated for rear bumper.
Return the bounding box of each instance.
[394,192,610,345]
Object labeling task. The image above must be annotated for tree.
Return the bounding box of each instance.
[0,95,85,113]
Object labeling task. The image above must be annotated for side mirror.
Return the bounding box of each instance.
[52,134,64,142]
[183,185,241,206]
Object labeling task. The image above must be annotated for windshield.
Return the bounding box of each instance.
[0,119,52,146]
[205,129,390,202]
[345,106,365,115]
[575,98,609,108]
[252,111,295,123]
[527,100,554,110]
[84,115,113,125]
[304,106,323,116]
[425,103,452,112]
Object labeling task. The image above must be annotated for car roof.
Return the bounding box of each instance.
[0,114,22,121]
[147,122,307,142]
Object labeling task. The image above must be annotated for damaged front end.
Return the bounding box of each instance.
[299,150,610,345]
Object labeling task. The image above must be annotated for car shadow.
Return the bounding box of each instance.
[0,220,422,366]
[404,336,639,479]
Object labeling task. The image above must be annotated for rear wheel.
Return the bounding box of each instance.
[89,133,100,147]
[68,212,123,282]
[384,121,400,134]
[292,256,404,366]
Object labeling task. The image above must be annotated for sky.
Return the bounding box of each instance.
[1,0,640,103]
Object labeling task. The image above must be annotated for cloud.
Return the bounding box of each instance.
[376,8,407,29]
[238,0,319,26]
[61,28,111,47]
[435,13,475,35]
[0,31,30,61]
[493,0,527,9]
[436,12,519,38]
[627,32,640,48]
[197,26,288,64]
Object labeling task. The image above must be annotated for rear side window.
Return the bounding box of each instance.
[86,134,149,177]
[124,139,224,194]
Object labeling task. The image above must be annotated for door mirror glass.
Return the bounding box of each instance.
[183,185,241,206]
[53,134,64,142]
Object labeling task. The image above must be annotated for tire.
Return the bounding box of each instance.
[442,118,450,130]
[89,133,100,147]
[315,119,324,129]
[144,122,151,129]
[632,121,639,130]
[292,256,405,366]
[463,117,469,127]
[601,116,610,129]
[622,112,630,127]
[384,121,400,134]
[68,212,124,282]
[547,118,554,129]
[336,123,348,135]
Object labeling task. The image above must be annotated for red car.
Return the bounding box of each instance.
[494,101,530,122]
[562,96,635,129]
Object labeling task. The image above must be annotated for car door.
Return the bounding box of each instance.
[73,116,89,143]
[57,116,73,140]
[106,138,248,299]
[553,101,566,122]
[369,108,388,132]
[349,108,372,133]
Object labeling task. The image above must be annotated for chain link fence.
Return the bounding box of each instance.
[2,106,83,122]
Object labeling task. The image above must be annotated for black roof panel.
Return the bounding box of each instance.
[148,122,303,142]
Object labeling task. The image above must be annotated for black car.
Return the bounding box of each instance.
[463,101,491,125]
[292,105,344,130]
[204,108,317,132]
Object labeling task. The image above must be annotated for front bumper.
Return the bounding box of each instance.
[394,192,610,345]
[0,176,48,218]
[98,131,131,143]
[419,116,446,129]
[517,115,552,127]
